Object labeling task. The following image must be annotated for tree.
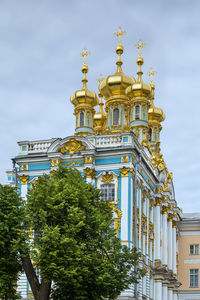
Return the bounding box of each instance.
[0,185,23,300]
[22,166,145,300]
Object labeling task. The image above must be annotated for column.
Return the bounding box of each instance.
[83,167,96,184]
[168,287,173,300]
[172,221,177,275]
[155,279,162,300]
[162,206,168,266]
[173,290,178,300]
[138,183,142,250]
[167,214,173,271]
[119,167,129,245]
[154,198,161,263]
[150,273,154,300]
[162,282,168,300]
[20,175,29,199]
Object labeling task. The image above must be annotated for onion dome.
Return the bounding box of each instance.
[99,27,135,100]
[70,48,98,136]
[93,74,107,134]
[126,41,151,99]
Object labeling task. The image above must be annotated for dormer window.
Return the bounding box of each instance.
[80,112,84,127]
[135,105,140,120]
[113,108,119,125]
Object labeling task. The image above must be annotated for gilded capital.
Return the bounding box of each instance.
[172,220,178,228]
[20,175,29,185]
[119,167,130,177]
[168,213,174,222]
[155,197,162,206]
[122,155,128,163]
[84,167,96,179]
[161,206,168,215]
[85,155,94,164]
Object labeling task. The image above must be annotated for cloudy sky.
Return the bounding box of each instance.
[0,0,199,213]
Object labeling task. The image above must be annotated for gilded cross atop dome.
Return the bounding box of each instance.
[135,40,146,57]
[96,73,104,84]
[147,67,157,84]
[80,48,91,65]
[114,27,126,44]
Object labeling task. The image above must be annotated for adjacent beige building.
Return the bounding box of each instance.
[178,213,200,300]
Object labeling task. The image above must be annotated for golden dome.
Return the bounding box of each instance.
[148,83,165,123]
[126,55,151,99]
[99,28,135,100]
[70,49,98,107]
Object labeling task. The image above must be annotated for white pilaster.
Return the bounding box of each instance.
[120,169,129,245]
[154,199,161,262]
[173,291,178,300]
[162,208,168,266]
[168,214,173,271]
[155,279,162,300]
[168,287,173,300]
[172,221,177,275]
[162,282,168,300]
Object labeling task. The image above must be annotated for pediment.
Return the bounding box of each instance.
[47,136,95,156]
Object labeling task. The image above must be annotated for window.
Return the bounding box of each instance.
[190,244,199,255]
[113,108,119,125]
[149,128,152,142]
[135,105,140,120]
[190,269,199,288]
[101,184,115,201]
[80,112,84,127]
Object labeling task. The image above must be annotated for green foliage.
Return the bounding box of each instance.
[0,184,23,299]
[26,167,145,300]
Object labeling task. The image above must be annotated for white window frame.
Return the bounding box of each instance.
[100,183,115,202]
[190,244,199,255]
[190,269,199,288]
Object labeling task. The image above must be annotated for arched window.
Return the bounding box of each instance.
[113,108,119,125]
[149,128,152,142]
[135,105,140,120]
[100,183,115,201]
[80,112,84,127]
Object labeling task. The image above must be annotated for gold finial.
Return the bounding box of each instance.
[80,48,91,90]
[135,40,146,57]
[96,73,104,84]
[96,74,105,114]
[114,27,126,73]
[80,48,91,65]
[147,67,157,84]
[114,26,126,44]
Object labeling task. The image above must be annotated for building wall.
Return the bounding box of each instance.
[178,214,200,299]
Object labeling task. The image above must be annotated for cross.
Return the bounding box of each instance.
[80,48,91,64]
[96,73,104,83]
[114,27,126,43]
[147,67,157,83]
[135,40,146,57]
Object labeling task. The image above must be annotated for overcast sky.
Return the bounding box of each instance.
[0,0,199,213]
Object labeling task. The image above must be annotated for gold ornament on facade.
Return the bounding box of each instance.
[83,168,96,179]
[130,168,135,177]
[168,213,174,222]
[155,197,162,206]
[51,159,62,167]
[85,155,94,164]
[22,164,27,171]
[172,220,178,228]
[60,138,86,156]
[64,160,84,167]
[122,155,128,162]
[161,206,168,215]
[20,175,29,185]
[119,166,130,177]
[109,199,122,233]
[101,172,114,184]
